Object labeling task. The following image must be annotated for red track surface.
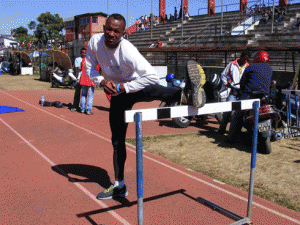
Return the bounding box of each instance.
[1,90,300,225]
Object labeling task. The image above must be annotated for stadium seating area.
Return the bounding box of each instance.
[128,3,300,73]
[129,3,300,48]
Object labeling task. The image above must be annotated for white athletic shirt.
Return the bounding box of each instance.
[85,33,159,93]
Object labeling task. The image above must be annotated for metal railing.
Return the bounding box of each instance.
[197,0,300,16]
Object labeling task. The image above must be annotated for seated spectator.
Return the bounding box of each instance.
[184,12,190,20]
[157,39,162,47]
[150,40,162,48]
[247,6,254,17]
[294,18,300,29]
[254,5,260,16]
[53,62,64,77]
[259,10,268,24]
[276,6,286,23]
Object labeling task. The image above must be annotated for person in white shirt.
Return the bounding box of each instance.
[217,50,250,134]
[85,13,206,200]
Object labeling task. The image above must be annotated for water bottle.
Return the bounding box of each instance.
[172,79,182,87]
[41,94,45,107]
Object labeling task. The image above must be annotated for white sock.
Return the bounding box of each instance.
[114,180,125,189]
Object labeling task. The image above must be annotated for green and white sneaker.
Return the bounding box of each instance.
[186,60,206,108]
[96,185,128,200]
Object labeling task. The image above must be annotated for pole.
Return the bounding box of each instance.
[181,0,184,37]
[135,112,143,225]
[247,100,259,220]
[271,0,275,33]
[127,0,129,39]
[221,0,224,35]
[151,0,153,39]
[107,0,109,16]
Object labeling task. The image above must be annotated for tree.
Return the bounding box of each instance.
[34,12,65,46]
[12,26,28,37]
[28,21,36,31]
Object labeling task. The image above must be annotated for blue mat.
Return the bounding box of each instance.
[0,105,24,114]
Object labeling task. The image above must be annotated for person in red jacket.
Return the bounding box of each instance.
[79,57,96,115]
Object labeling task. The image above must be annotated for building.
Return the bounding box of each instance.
[0,35,19,56]
[64,12,107,55]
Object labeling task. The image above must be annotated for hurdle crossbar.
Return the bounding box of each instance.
[125,99,260,123]
[125,99,260,225]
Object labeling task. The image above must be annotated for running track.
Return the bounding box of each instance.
[1,90,300,224]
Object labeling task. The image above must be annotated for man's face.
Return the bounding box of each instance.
[81,50,87,58]
[104,17,125,49]
[240,55,249,65]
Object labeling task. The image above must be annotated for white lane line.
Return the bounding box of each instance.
[2,90,300,224]
[0,118,130,225]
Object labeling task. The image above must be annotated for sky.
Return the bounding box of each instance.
[0,0,239,35]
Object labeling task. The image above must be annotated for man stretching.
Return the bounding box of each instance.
[85,13,206,199]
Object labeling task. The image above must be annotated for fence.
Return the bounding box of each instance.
[197,0,300,15]
[282,89,300,137]
[139,45,300,89]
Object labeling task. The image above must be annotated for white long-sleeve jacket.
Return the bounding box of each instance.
[220,59,249,99]
[85,33,159,93]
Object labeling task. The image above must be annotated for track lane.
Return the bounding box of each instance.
[1,90,300,224]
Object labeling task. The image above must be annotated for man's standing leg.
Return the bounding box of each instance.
[71,82,81,111]
[96,93,136,200]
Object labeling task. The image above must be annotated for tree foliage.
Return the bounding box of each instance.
[28,21,37,31]
[34,12,65,45]
[12,26,28,37]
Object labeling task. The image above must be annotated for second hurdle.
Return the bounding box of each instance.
[125,99,260,225]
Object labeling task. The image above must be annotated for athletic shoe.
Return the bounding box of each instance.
[70,108,77,112]
[186,60,206,108]
[96,185,128,200]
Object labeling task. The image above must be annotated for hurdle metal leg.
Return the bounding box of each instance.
[246,101,259,221]
[135,112,143,225]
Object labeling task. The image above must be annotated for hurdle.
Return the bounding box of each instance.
[125,99,260,225]
[282,90,300,137]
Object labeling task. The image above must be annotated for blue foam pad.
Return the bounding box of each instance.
[0,105,24,114]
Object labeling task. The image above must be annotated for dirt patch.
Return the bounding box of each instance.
[2,74,300,212]
[0,74,59,90]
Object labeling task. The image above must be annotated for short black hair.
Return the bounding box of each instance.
[107,13,126,29]
[240,50,250,58]
[80,47,86,52]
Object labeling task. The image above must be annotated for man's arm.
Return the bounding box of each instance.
[121,44,159,93]
[220,63,231,86]
[230,66,242,89]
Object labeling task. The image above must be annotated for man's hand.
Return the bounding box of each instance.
[101,80,118,95]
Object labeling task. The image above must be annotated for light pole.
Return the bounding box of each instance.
[151,0,153,39]
[107,0,109,16]
[221,0,224,35]
[181,0,183,37]
[127,0,129,39]
[271,0,275,34]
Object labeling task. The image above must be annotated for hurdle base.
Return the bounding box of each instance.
[197,197,252,225]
